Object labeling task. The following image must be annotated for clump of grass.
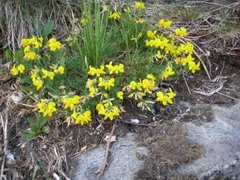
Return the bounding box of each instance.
[0,0,79,53]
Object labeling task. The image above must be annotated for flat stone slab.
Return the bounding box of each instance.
[179,103,240,179]
[70,133,148,180]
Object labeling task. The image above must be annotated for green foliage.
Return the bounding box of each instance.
[21,115,50,141]
[9,0,201,128]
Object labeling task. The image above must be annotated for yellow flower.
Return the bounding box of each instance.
[106,62,124,74]
[105,106,120,120]
[142,79,155,92]
[48,38,61,51]
[109,12,121,20]
[89,87,98,97]
[21,36,43,49]
[72,110,91,125]
[135,2,146,10]
[11,65,19,76]
[48,72,55,80]
[130,81,137,90]
[158,19,172,29]
[179,42,194,55]
[32,77,44,90]
[147,74,156,81]
[102,5,109,11]
[41,69,55,80]
[57,66,65,74]
[175,27,188,37]
[167,88,176,99]
[21,39,29,47]
[156,89,176,106]
[17,64,25,73]
[98,77,115,90]
[189,61,200,74]
[156,50,164,59]
[36,99,57,117]
[162,66,175,79]
[147,30,157,39]
[62,95,81,111]
[181,54,195,66]
[96,103,106,115]
[117,91,124,100]
[135,18,145,24]
[42,69,49,79]
[24,51,38,61]
[80,18,88,26]
[88,65,106,77]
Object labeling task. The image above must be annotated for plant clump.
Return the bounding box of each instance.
[8,1,201,139]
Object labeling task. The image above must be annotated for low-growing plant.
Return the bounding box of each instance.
[21,115,50,141]
[8,1,201,139]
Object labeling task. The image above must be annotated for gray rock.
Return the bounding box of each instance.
[70,133,148,180]
[179,103,240,179]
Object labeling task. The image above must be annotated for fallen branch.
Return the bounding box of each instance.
[0,113,8,180]
[192,83,223,96]
[95,122,117,179]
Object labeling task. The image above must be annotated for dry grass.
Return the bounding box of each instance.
[0,0,80,54]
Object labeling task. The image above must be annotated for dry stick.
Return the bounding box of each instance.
[192,83,223,96]
[95,122,117,179]
[183,74,191,94]
[0,113,8,180]
[216,92,240,102]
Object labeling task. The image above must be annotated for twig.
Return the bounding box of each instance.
[192,83,223,96]
[216,92,240,102]
[95,122,117,179]
[0,113,8,180]
[183,74,191,94]
[174,106,192,122]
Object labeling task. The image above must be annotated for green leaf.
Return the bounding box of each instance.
[33,17,43,35]
[14,50,24,63]
[27,117,35,128]
[42,20,54,37]
[42,126,50,134]
[21,130,37,140]
[5,49,13,62]
[36,115,47,128]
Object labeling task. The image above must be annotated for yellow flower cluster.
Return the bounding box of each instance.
[156,88,176,106]
[36,99,57,117]
[29,65,65,90]
[126,74,156,100]
[175,27,188,37]
[109,12,121,20]
[62,95,81,111]
[48,38,62,51]
[135,2,146,10]
[21,36,43,49]
[162,66,175,79]
[71,110,91,125]
[158,19,172,29]
[31,70,44,90]
[88,65,106,77]
[146,21,200,76]
[87,62,124,97]
[21,36,42,61]
[96,102,120,120]
[11,64,25,76]
[98,77,115,90]
[106,61,124,74]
